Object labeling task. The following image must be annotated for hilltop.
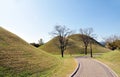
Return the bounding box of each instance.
[40,34,110,55]
[0,27,60,77]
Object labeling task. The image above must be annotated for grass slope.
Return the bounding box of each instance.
[0,27,60,77]
[49,55,77,77]
[96,50,120,77]
[40,34,110,55]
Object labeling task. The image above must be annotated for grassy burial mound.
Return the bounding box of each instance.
[40,37,61,54]
[0,27,60,77]
[40,34,110,54]
[67,34,110,54]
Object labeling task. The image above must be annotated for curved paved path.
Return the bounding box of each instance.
[73,56,118,77]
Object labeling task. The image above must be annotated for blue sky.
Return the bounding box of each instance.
[0,0,120,43]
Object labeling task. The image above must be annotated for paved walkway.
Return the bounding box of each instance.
[73,56,118,77]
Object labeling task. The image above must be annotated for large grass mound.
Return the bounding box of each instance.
[40,34,110,54]
[0,27,60,77]
[97,50,120,77]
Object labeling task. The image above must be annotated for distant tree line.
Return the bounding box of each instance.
[105,35,120,50]
[30,38,44,47]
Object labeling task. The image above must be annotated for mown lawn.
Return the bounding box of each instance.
[0,53,77,77]
[42,55,77,77]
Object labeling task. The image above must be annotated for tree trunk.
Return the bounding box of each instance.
[61,49,64,57]
[90,42,93,58]
[60,45,64,57]
[85,46,87,55]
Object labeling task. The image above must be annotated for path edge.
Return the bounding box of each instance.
[93,59,118,77]
[69,59,80,77]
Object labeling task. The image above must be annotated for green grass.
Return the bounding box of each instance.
[96,50,120,77]
[49,55,77,77]
[29,54,77,77]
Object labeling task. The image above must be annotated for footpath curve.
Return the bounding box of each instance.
[73,56,118,77]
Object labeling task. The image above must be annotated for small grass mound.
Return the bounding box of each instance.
[96,50,120,77]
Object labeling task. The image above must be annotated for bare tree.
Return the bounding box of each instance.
[104,35,120,50]
[89,37,94,57]
[80,28,94,57]
[89,34,96,58]
[104,35,120,43]
[51,25,72,57]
